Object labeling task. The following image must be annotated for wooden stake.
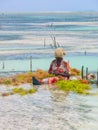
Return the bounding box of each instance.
[2,62,5,69]
[86,67,88,80]
[81,66,84,79]
[97,69,98,85]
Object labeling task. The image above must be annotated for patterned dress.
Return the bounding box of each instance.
[48,59,70,78]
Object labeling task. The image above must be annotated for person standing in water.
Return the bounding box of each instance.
[48,48,71,79]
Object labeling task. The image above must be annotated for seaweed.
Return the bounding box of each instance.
[55,80,91,95]
[12,87,37,96]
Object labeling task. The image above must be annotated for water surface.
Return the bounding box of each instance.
[0,84,98,130]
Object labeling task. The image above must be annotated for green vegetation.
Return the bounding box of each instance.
[12,87,37,96]
[4,79,12,85]
[1,87,37,97]
[0,68,96,97]
[55,80,91,95]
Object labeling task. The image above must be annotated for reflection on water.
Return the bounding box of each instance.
[0,84,98,130]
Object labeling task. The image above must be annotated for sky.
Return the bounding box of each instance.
[0,0,98,12]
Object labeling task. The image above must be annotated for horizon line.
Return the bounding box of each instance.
[0,10,98,14]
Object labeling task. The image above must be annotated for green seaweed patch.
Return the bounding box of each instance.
[4,79,12,85]
[12,87,37,96]
[55,80,91,95]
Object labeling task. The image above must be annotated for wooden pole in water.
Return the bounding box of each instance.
[2,62,5,69]
[85,50,87,56]
[86,67,88,80]
[97,69,98,85]
[81,65,84,79]
[44,38,46,47]
[30,56,32,72]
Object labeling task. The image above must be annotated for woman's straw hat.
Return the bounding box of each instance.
[54,48,66,58]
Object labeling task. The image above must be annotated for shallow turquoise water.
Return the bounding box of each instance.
[0,12,98,75]
[0,55,98,74]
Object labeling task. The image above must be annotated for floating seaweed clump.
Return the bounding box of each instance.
[55,80,91,95]
[4,79,12,85]
[71,68,81,76]
[12,87,37,96]
[1,87,37,97]
[1,92,14,96]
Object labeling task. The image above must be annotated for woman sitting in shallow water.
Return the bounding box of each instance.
[48,48,71,79]
[33,48,71,85]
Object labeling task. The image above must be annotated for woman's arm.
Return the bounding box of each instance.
[66,61,71,74]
